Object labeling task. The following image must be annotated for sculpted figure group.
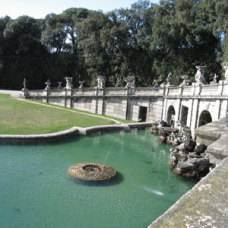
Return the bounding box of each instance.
[26,62,228,91]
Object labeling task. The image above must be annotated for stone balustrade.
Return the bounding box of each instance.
[24,81,228,135]
[25,81,228,99]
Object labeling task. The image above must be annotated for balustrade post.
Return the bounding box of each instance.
[218,80,224,95]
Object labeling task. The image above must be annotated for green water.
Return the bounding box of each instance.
[0,130,195,228]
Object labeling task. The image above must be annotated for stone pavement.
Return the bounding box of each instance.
[148,118,228,228]
[148,157,228,228]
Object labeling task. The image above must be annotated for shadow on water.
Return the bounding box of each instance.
[71,172,124,187]
[0,131,111,146]
[0,134,84,146]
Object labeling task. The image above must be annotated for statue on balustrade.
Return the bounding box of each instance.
[125,76,135,88]
[22,78,27,91]
[152,75,163,88]
[44,79,51,90]
[195,66,207,84]
[96,76,106,89]
[64,77,73,90]
[165,72,173,87]
[223,62,228,82]
[57,82,63,89]
[179,75,191,86]
[79,80,85,89]
[210,74,219,84]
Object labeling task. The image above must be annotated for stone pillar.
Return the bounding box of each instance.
[64,89,67,107]
[193,83,202,96]
[70,89,73,108]
[178,86,183,96]
[191,98,200,139]
[218,80,224,95]
[95,88,98,114]
[216,99,222,120]
[176,98,182,125]
[162,97,168,121]
[223,62,228,82]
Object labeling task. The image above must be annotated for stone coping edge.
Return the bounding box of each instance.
[148,157,228,228]
[0,122,152,142]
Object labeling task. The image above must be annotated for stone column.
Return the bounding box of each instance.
[191,98,200,139]
[218,80,224,95]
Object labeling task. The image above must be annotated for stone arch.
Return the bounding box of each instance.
[198,110,212,127]
[167,105,175,126]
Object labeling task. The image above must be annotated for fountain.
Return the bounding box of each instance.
[68,162,117,181]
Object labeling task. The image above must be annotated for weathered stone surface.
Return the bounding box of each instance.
[207,134,228,165]
[188,152,202,158]
[195,118,227,146]
[196,118,228,164]
[148,157,228,228]
[194,143,207,154]
[175,162,194,173]
[68,163,116,181]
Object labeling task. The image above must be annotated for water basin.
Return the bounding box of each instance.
[0,130,196,228]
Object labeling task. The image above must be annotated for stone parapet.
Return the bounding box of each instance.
[0,123,152,142]
[148,157,228,228]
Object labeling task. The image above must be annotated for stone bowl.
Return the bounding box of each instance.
[68,163,117,181]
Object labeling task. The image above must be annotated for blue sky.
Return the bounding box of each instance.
[0,0,160,19]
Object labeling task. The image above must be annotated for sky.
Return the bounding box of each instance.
[0,0,160,19]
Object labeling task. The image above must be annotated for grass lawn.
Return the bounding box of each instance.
[30,99,135,124]
[0,94,116,135]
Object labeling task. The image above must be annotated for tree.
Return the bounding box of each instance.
[1,16,49,89]
[150,0,220,84]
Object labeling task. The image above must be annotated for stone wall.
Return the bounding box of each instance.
[25,82,228,133]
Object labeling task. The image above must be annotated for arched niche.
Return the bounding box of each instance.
[198,110,212,127]
[167,105,175,126]
[181,105,188,127]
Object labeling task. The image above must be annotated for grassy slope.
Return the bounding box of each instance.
[0,94,115,135]
[29,99,135,124]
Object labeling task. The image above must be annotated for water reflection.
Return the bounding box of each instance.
[71,172,124,187]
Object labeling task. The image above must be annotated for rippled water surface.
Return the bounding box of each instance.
[0,130,196,228]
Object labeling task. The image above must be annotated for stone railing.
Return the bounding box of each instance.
[182,86,193,96]
[27,90,44,96]
[104,87,128,96]
[49,89,66,96]
[134,87,163,96]
[200,84,219,96]
[166,86,180,96]
[25,81,228,99]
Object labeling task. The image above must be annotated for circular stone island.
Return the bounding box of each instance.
[68,163,117,181]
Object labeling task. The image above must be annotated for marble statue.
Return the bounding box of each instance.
[125,76,135,88]
[57,82,63,89]
[44,79,51,90]
[195,66,207,84]
[64,77,73,90]
[79,80,85,89]
[22,78,27,91]
[180,75,191,86]
[210,74,219,84]
[166,72,172,86]
[96,76,106,89]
